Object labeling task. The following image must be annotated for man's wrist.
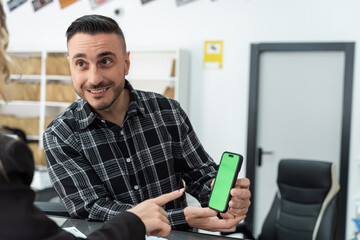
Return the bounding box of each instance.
[167,208,191,231]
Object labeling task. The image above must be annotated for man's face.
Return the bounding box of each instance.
[67,33,130,111]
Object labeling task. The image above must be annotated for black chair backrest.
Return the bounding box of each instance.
[259,159,340,240]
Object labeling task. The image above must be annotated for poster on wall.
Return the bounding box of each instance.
[59,0,78,8]
[7,0,27,11]
[32,0,53,11]
[203,40,223,69]
[89,0,112,9]
[141,0,155,4]
[176,0,199,6]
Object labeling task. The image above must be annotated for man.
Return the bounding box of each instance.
[0,3,184,238]
[43,14,251,232]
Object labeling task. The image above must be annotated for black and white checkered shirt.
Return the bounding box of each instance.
[43,81,217,230]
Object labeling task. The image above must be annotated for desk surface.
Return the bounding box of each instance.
[55,217,245,240]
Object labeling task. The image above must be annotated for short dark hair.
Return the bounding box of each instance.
[66,14,126,52]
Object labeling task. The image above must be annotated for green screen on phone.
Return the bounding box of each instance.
[208,152,242,212]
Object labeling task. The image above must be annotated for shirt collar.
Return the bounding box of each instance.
[75,80,146,130]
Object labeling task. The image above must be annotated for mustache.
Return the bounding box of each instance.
[82,81,114,90]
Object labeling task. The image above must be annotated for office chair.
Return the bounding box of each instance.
[223,159,340,240]
[260,159,340,240]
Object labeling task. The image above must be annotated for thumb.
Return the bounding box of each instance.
[152,188,185,206]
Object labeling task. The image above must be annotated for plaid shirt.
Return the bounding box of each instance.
[43,81,217,230]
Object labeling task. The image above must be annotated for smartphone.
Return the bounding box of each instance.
[208,152,243,213]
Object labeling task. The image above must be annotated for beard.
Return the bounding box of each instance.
[76,80,125,111]
[92,83,124,111]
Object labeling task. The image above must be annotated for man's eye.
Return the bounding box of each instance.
[76,61,86,67]
[101,59,112,65]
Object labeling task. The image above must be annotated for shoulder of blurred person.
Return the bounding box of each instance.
[0,131,34,185]
[0,132,78,240]
[0,133,147,240]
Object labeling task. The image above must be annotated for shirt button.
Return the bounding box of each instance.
[134,185,139,190]
[126,158,131,163]
[120,130,124,135]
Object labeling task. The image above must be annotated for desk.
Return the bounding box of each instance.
[167,230,244,240]
[52,216,245,240]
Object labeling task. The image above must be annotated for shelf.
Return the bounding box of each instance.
[46,75,72,82]
[45,101,72,108]
[10,74,41,81]
[8,51,42,57]
[0,100,40,106]
[27,135,40,142]
[11,74,72,82]
[127,76,175,82]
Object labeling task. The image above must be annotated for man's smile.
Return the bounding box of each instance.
[87,87,110,96]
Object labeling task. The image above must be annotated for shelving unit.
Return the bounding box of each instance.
[0,49,190,165]
[0,51,74,165]
[127,49,190,112]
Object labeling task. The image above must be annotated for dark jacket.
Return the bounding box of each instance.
[0,133,146,240]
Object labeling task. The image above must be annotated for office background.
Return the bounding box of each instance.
[3,0,359,238]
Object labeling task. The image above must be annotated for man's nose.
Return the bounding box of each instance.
[87,66,102,87]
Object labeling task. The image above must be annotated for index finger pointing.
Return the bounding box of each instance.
[152,188,185,206]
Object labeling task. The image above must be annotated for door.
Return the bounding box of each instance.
[246,43,354,239]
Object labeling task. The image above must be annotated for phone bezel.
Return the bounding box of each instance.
[208,151,243,213]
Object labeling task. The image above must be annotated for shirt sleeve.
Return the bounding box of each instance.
[167,208,190,230]
[163,104,218,230]
[176,105,219,207]
[87,211,146,240]
[43,125,134,222]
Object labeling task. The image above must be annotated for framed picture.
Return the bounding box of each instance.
[59,0,77,8]
[7,0,27,11]
[89,0,112,9]
[32,0,53,11]
[141,0,155,4]
[176,0,198,6]
[203,41,223,69]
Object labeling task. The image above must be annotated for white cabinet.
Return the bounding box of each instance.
[0,49,190,165]
[127,49,190,113]
[0,51,74,165]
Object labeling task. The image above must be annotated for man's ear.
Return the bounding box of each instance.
[124,51,130,75]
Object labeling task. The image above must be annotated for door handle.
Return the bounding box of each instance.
[257,147,273,166]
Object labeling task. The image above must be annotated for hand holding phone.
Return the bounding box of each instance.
[208,152,243,213]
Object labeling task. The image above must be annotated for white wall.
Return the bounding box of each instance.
[5,0,360,238]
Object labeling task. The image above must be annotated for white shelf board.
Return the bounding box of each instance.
[45,101,72,108]
[46,75,72,81]
[0,100,40,106]
[27,135,40,141]
[127,76,175,82]
[10,74,41,81]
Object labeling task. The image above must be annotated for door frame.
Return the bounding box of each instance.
[246,42,355,239]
